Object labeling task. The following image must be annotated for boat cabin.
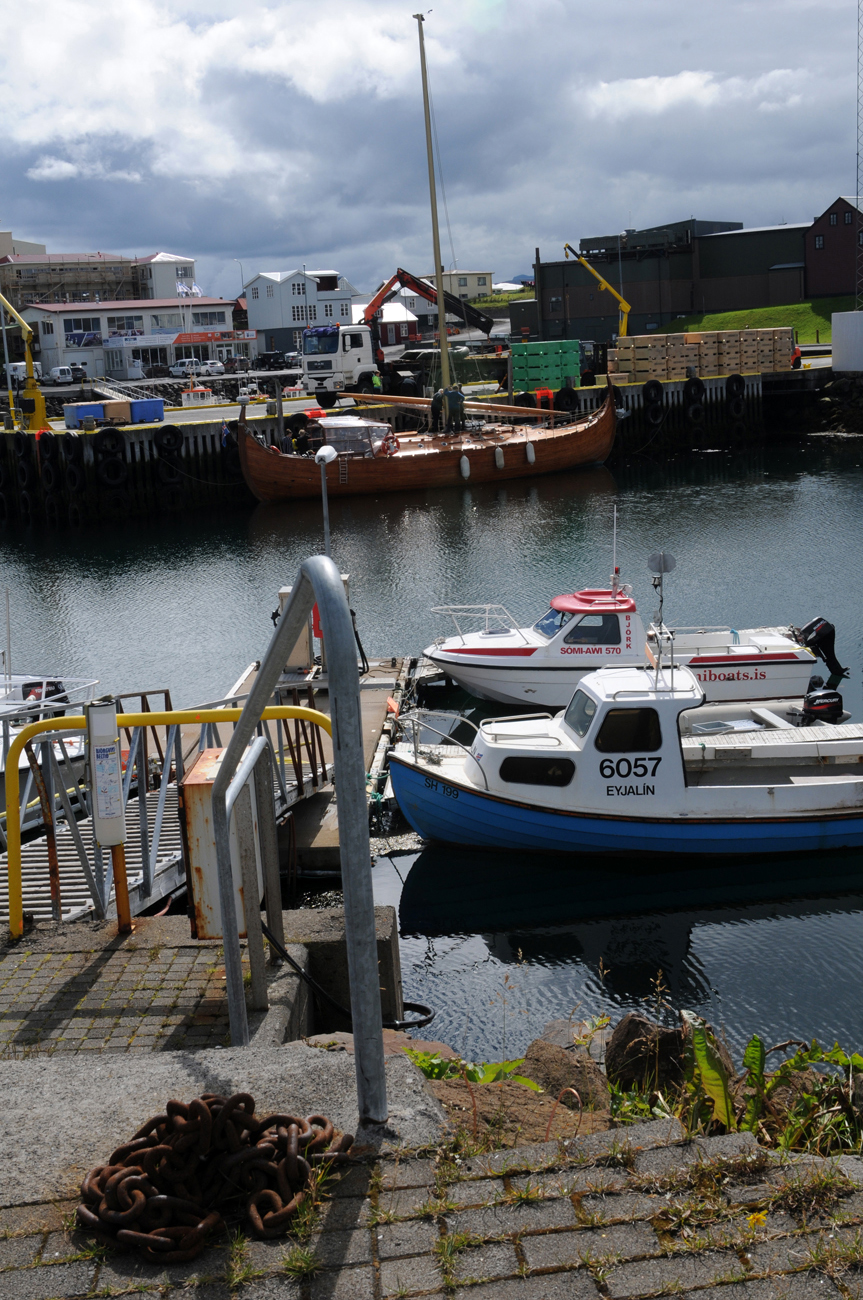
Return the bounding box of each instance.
[532,589,645,659]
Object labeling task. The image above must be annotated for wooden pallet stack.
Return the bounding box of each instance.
[607,326,795,380]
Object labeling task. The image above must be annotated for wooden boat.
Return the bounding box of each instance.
[237,387,616,502]
[388,664,863,858]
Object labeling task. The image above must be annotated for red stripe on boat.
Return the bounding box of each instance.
[439,647,538,657]
[687,652,804,664]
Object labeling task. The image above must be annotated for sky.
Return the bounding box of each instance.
[0,0,854,299]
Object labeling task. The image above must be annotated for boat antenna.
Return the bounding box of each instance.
[4,587,9,692]
[611,505,619,598]
[647,550,677,688]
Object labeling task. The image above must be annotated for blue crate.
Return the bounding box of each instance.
[129,398,165,423]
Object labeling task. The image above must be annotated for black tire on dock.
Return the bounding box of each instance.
[94,428,123,457]
[63,431,83,463]
[553,386,580,413]
[685,401,705,425]
[102,489,130,517]
[580,370,596,387]
[41,460,59,492]
[642,380,663,406]
[44,493,62,527]
[728,397,745,420]
[19,489,34,520]
[13,431,29,459]
[39,430,58,461]
[0,460,8,491]
[157,457,182,485]
[646,405,664,426]
[684,377,706,404]
[155,424,183,453]
[16,458,34,489]
[66,462,85,493]
[514,391,537,408]
[68,501,83,527]
[725,373,745,399]
[97,455,128,487]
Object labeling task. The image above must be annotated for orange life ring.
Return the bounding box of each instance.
[382,432,400,456]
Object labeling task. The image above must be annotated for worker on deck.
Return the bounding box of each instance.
[430,388,444,432]
[371,372,383,392]
[445,384,465,433]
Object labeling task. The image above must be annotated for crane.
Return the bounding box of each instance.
[361,267,494,365]
[563,243,632,338]
[0,291,48,431]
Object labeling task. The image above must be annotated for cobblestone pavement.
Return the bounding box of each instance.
[0,928,237,1056]
[3,1123,863,1298]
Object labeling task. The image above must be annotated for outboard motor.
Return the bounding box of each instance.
[801,688,844,726]
[794,617,847,683]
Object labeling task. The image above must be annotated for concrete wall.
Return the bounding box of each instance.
[832,311,863,372]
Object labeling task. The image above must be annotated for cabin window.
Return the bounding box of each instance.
[499,756,575,786]
[563,689,597,737]
[595,708,662,752]
[533,607,574,639]
[564,614,621,645]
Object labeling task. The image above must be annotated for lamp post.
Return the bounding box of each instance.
[233,259,246,296]
[314,445,338,557]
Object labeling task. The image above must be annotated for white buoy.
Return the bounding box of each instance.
[460,455,470,479]
[525,442,535,465]
[494,446,505,469]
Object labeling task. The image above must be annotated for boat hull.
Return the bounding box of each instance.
[388,755,863,857]
[237,396,616,501]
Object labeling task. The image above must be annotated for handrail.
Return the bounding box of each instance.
[430,603,529,646]
[3,705,332,940]
[399,715,489,790]
[479,712,558,744]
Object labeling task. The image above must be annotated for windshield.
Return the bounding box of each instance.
[563,689,597,737]
[533,607,574,640]
[303,333,339,355]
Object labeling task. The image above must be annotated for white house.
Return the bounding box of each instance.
[352,301,420,346]
[133,252,198,299]
[245,269,361,353]
[423,270,493,301]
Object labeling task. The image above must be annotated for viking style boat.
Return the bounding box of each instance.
[237,389,616,502]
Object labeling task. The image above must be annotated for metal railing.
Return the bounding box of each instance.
[4,704,331,941]
[431,604,528,644]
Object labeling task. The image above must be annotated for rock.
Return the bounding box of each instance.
[520,1039,610,1111]
[605,1013,689,1092]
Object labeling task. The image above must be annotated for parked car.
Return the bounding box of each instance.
[5,361,43,381]
[69,364,88,381]
[169,359,204,378]
[255,351,286,371]
[224,357,251,373]
[200,359,225,376]
[49,366,74,386]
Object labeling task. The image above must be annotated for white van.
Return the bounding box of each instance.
[49,366,74,386]
[5,361,43,381]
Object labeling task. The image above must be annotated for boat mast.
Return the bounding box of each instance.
[414,13,451,393]
[611,505,619,597]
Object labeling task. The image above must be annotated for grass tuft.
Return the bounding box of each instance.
[282,1244,321,1279]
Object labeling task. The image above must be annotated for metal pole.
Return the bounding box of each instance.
[320,462,332,558]
[414,14,450,393]
[211,556,387,1123]
[275,381,285,447]
[111,844,132,933]
[1,305,14,427]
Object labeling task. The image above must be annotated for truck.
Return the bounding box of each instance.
[301,268,499,406]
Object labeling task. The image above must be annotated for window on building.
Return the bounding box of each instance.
[550,296,563,313]
[815,235,825,249]
[459,293,468,300]
[829,213,838,226]
[251,287,259,299]
[106,315,144,334]
[846,211,854,225]
[64,317,101,333]
[458,276,468,287]
[106,350,124,371]
[292,305,306,321]
[308,305,317,321]
[176,266,192,278]
[292,281,305,296]
[150,313,182,329]
[191,311,226,325]
[324,303,333,316]
[399,323,408,338]
[41,321,54,334]
[266,285,274,297]
[407,298,415,309]
[340,301,349,315]
[477,276,487,286]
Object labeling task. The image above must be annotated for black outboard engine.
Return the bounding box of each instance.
[801,688,844,726]
[793,617,847,684]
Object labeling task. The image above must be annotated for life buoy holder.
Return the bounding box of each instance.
[382,432,400,457]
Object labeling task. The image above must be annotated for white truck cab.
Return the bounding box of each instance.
[302,324,379,400]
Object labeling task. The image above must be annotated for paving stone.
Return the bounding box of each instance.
[581,1191,665,1224]
[725,1182,775,1206]
[307,1229,373,1268]
[0,1260,97,1298]
[97,1245,226,1287]
[40,1231,96,1263]
[317,1197,372,1232]
[454,1275,601,1300]
[327,1165,373,1200]
[306,1264,377,1299]
[379,1158,437,1190]
[450,1238,519,1282]
[379,1252,444,1296]
[567,1117,686,1164]
[375,1218,439,1259]
[605,1248,742,1297]
[833,1191,863,1220]
[447,1197,577,1239]
[246,1237,290,1274]
[683,1276,843,1300]
[439,1178,506,1208]
[163,1285,235,1300]
[0,1235,42,1268]
[377,1187,440,1219]
[0,1204,72,1235]
[743,1233,817,1274]
[522,1221,661,1271]
[634,1132,762,1180]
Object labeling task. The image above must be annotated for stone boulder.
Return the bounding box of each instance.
[605,1013,735,1093]
[520,1038,610,1111]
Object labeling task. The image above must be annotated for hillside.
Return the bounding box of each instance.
[654,296,852,343]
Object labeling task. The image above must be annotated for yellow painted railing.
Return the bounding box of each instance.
[4,706,332,939]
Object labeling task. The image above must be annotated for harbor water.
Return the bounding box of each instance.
[5,433,863,1059]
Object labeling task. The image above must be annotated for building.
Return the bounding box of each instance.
[245,269,360,353]
[804,197,862,298]
[527,211,824,341]
[0,231,47,257]
[0,250,199,312]
[353,300,420,345]
[21,297,254,379]
[424,270,492,301]
[393,286,437,330]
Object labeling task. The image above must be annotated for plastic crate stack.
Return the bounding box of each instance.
[511,340,581,392]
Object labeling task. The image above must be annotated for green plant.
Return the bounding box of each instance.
[403,1048,541,1091]
[768,1165,852,1219]
[225,1228,261,1288]
[503,1179,544,1207]
[682,1011,735,1130]
[282,1244,320,1279]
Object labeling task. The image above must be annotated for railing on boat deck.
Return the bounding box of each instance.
[430,604,529,645]
[3,701,333,938]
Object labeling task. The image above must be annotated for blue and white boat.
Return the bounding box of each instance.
[388,664,863,857]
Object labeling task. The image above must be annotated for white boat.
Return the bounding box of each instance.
[1,673,97,828]
[389,663,863,857]
[425,582,842,708]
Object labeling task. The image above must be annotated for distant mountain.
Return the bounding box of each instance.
[511,274,534,284]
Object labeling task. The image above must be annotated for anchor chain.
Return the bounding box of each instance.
[76,1092,353,1260]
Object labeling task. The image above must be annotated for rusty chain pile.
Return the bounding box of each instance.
[76,1092,353,1262]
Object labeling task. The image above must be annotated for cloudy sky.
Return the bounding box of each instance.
[0,0,854,297]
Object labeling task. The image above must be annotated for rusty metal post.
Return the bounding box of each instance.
[111,844,132,933]
[24,743,61,922]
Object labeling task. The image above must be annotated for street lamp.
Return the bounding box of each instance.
[233,259,246,296]
[314,445,338,557]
